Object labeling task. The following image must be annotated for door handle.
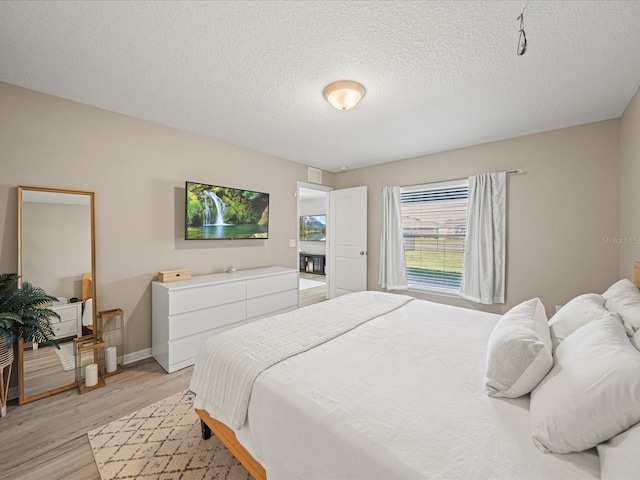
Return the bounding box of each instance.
[360,251,366,256]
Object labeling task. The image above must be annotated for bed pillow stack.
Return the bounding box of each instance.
[603,278,640,335]
[547,293,608,351]
[527,279,640,477]
[529,313,640,453]
[485,298,553,398]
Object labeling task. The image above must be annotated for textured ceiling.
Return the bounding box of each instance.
[1,1,639,172]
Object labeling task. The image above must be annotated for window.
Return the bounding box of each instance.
[400,179,468,293]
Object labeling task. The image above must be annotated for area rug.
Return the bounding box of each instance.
[54,341,75,371]
[87,390,251,480]
[299,277,325,290]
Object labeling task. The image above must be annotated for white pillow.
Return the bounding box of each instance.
[597,422,640,480]
[603,279,640,333]
[602,278,638,299]
[485,298,552,398]
[548,293,608,350]
[530,313,640,454]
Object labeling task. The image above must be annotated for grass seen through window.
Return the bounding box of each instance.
[404,236,464,289]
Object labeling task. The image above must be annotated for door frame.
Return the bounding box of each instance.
[296,181,333,299]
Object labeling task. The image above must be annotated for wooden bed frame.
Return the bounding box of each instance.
[196,261,640,480]
[196,408,266,480]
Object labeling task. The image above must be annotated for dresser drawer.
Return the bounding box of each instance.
[168,319,244,367]
[246,272,298,299]
[168,301,246,340]
[152,267,298,373]
[53,319,77,338]
[51,303,81,339]
[168,281,245,315]
[247,289,298,320]
[51,303,82,322]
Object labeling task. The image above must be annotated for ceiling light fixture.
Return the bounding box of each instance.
[323,80,366,111]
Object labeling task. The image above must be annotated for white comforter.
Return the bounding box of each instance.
[193,296,600,479]
[190,291,414,429]
[246,300,600,480]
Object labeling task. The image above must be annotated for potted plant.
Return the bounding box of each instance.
[0,273,59,417]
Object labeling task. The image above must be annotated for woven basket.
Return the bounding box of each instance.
[0,337,14,370]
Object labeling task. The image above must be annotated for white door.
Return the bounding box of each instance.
[328,186,368,298]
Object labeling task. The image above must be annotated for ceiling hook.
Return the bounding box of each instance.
[517,12,527,55]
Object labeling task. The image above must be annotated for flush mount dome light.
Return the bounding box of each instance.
[323,80,366,111]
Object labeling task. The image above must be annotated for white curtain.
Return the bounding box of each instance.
[379,186,408,290]
[460,172,506,304]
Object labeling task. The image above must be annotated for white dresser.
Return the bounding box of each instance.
[152,266,298,373]
[50,302,83,340]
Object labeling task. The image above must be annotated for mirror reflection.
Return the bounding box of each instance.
[18,186,96,403]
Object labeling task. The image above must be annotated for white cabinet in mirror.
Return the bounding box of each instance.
[50,302,83,340]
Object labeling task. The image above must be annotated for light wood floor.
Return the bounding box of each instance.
[0,282,326,480]
[22,339,76,398]
[299,272,327,307]
[0,358,194,480]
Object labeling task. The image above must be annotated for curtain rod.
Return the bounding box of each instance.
[380,170,527,191]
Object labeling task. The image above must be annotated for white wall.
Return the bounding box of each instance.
[337,120,621,316]
[22,201,92,299]
[619,87,640,279]
[1,80,632,356]
[0,82,334,357]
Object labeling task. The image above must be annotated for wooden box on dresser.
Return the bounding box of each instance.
[152,266,298,373]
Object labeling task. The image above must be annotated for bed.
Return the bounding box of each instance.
[189,277,640,479]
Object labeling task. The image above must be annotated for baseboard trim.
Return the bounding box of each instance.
[123,348,152,365]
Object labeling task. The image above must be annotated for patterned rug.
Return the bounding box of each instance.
[87,390,252,480]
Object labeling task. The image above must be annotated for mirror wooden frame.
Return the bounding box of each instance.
[16,186,97,405]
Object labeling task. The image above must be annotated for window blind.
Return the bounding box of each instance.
[400,179,469,291]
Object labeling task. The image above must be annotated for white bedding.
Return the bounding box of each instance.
[194,296,600,479]
[190,291,414,429]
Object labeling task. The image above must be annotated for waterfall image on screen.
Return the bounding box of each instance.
[185,181,269,239]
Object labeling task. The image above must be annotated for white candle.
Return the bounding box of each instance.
[106,346,117,373]
[85,363,98,387]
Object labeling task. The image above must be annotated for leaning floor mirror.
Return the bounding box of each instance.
[17,186,97,404]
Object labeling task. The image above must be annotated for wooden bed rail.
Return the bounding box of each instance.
[195,408,267,480]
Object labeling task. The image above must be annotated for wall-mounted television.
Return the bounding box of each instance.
[300,215,326,241]
[185,181,269,240]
